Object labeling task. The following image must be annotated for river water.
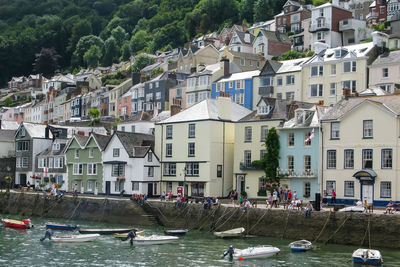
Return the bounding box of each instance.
[1,215,400,266]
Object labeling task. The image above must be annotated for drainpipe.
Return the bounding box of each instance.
[160,125,164,194]
[222,121,225,197]
[320,125,324,195]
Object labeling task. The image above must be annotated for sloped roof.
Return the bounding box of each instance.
[114,131,154,157]
[276,57,311,73]
[321,95,400,121]
[258,29,291,44]
[121,111,153,123]
[0,129,16,142]
[75,135,89,147]
[1,120,19,130]
[20,123,53,139]
[228,50,265,60]
[158,98,252,124]
[235,32,255,44]
[215,70,260,83]
[151,110,171,123]
[370,50,400,67]
[37,140,69,157]
[282,105,331,128]
[91,133,111,151]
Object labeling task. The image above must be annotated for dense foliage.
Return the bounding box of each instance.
[0,0,290,86]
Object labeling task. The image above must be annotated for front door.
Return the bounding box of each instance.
[105,181,111,195]
[20,174,27,187]
[236,174,245,195]
[362,184,373,204]
[94,181,98,195]
[148,183,153,197]
[80,181,84,193]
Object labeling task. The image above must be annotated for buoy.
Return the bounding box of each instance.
[239,256,243,261]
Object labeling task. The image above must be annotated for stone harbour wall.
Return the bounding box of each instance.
[1,192,399,249]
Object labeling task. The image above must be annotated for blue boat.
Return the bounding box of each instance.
[352,249,382,266]
[289,240,312,252]
[46,222,77,231]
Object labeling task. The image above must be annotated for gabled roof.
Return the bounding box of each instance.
[321,95,400,121]
[370,50,400,67]
[158,98,252,124]
[227,50,265,61]
[283,0,302,8]
[1,120,19,130]
[282,105,331,128]
[260,60,283,75]
[232,32,255,45]
[89,133,112,151]
[37,139,69,157]
[0,129,16,142]
[276,57,311,73]
[215,70,260,83]
[17,123,53,139]
[110,131,154,158]
[255,29,291,45]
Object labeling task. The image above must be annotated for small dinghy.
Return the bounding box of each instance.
[289,240,312,252]
[131,235,179,245]
[223,245,280,260]
[2,219,32,229]
[214,227,245,238]
[339,206,365,212]
[164,229,188,236]
[78,227,136,235]
[46,222,77,231]
[352,248,383,266]
[113,230,145,239]
[51,234,100,243]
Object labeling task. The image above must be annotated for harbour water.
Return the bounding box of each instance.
[1,215,400,266]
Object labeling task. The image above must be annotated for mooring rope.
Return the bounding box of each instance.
[197,207,218,231]
[144,201,170,223]
[212,208,239,232]
[323,215,350,245]
[247,209,269,235]
[281,211,290,239]
[210,207,229,228]
[314,211,331,243]
[68,199,81,220]
[368,214,371,249]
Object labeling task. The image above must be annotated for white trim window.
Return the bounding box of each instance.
[87,180,93,192]
[74,149,79,159]
[381,181,391,198]
[148,166,154,177]
[286,75,295,85]
[22,157,28,168]
[48,157,54,169]
[311,66,323,77]
[54,157,63,168]
[344,181,354,196]
[132,182,139,191]
[39,158,47,168]
[343,61,356,73]
[330,83,336,97]
[113,148,120,157]
[73,163,83,175]
[87,163,97,175]
[89,148,94,158]
[310,84,323,97]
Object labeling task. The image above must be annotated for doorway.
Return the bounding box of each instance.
[362,184,373,204]
[236,174,245,195]
[105,181,111,195]
[148,183,153,197]
[20,174,27,187]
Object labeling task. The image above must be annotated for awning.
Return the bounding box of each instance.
[353,169,377,183]
[103,161,127,164]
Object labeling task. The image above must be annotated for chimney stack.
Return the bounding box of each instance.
[170,104,182,117]
[220,57,230,76]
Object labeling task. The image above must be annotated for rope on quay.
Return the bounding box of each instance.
[323,215,350,245]
[210,207,229,229]
[197,207,218,231]
[247,209,269,235]
[314,211,331,243]
[68,199,82,221]
[360,214,372,248]
[281,211,290,239]
[228,206,247,230]
[98,198,108,222]
[144,201,171,223]
[212,208,240,232]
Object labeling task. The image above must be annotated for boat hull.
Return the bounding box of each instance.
[164,229,188,236]
[233,247,280,260]
[46,223,77,231]
[78,228,135,235]
[2,219,32,229]
[289,240,312,252]
[131,235,179,245]
[51,234,100,243]
[352,249,382,266]
[214,227,245,238]
[353,257,382,266]
[113,231,145,238]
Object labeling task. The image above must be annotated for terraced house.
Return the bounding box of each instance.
[65,133,110,194]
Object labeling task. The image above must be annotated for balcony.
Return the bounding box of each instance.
[339,19,356,32]
[309,22,330,33]
[240,162,263,171]
[278,168,317,178]
[366,11,378,21]
[259,86,274,96]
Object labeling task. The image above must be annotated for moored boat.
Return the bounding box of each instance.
[46,222,77,231]
[78,228,136,235]
[131,235,179,245]
[214,227,245,238]
[339,206,365,212]
[223,245,280,260]
[352,249,383,266]
[164,229,188,236]
[2,219,32,229]
[289,240,312,252]
[51,234,100,243]
[113,230,145,238]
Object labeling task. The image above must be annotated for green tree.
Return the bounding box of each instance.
[130,30,150,54]
[313,0,330,6]
[111,26,127,47]
[102,36,119,66]
[68,19,92,53]
[120,42,131,61]
[132,55,155,71]
[2,97,13,107]
[239,0,256,23]
[88,108,100,126]
[253,127,280,193]
[151,67,164,77]
[83,45,102,68]
[73,35,104,67]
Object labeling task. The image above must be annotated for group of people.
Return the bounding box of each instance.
[384,200,397,214]
[203,197,219,209]
[159,191,173,201]
[130,194,147,205]
[174,194,187,207]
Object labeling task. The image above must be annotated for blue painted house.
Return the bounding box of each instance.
[278,105,329,201]
[211,70,260,110]
[70,95,82,118]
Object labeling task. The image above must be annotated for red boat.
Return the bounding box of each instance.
[2,219,33,229]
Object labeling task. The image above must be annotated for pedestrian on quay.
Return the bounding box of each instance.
[331,189,336,204]
[272,189,278,208]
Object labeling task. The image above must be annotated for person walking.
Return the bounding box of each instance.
[273,189,278,208]
[331,189,336,204]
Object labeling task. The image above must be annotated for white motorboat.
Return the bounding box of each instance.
[50,234,100,243]
[352,249,383,266]
[214,227,245,238]
[131,235,179,245]
[223,245,280,260]
[339,206,365,212]
[289,240,312,252]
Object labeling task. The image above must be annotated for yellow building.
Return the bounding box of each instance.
[108,79,133,118]
[176,45,220,74]
[301,42,375,106]
[321,95,400,206]
[154,97,252,197]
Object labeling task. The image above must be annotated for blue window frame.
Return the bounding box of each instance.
[362,149,373,169]
[344,181,354,197]
[327,150,336,169]
[344,149,354,169]
[381,149,392,169]
[330,122,340,140]
[380,181,391,198]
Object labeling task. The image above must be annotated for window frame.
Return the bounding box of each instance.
[331,122,340,140]
[288,132,295,147]
[260,126,268,142]
[380,181,391,198]
[188,142,195,157]
[244,126,252,142]
[327,150,337,169]
[362,149,373,169]
[188,124,195,138]
[166,125,173,139]
[326,180,336,196]
[166,143,172,157]
[381,149,392,169]
[344,149,354,169]
[113,148,120,157]
[363,120,373,139]
[344,181,354,197]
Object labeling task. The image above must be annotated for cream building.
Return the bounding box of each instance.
[301,42,375,106]
[368,50,400,94]
[176,45,220,74]
[321,95,400,206]
[108,79,133,118]
[154,97,252,197]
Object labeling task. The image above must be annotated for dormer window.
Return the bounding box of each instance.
[53,143,60,151]
[258,104,271,115]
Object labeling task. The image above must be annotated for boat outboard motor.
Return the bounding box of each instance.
[40,229,53,241]
[222,245,235,260]
[121,230,137,245]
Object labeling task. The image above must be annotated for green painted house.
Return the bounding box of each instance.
[65,133,111,194]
